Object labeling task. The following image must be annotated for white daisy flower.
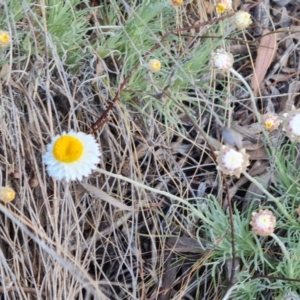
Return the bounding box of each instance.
[283,109,300,142]
[250,209,276,237]
[43,130,101,181]
[216,0,232,14]
[211,49,234,72]
[216,145,249,178]
[262,113,281,132]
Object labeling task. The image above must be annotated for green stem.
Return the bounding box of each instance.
[270,233,292,278]
[229,68,270,145]
[242,171,296,225]
[96,168,217,229]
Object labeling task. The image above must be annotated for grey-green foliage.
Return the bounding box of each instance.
[95,0,224,103]
[11,0,92,70]
[275,143,300,197]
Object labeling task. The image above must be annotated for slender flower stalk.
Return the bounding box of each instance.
[242,171,296,225]
[250,209,293,278]
[270,233,292,278]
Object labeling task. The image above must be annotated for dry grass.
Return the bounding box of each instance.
[0,0,300,299]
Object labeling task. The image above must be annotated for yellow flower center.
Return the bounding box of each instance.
[53,135,84,163]
[230,156,237,163]
[153,62,160,69]
[265,120,274,130]
[216,3,226,13]
[0,33,10,44]
[171,0,183,6]
[261,217,268,224]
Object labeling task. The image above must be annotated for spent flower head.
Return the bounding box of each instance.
[216,0,232,14]
[234,11,252,30]
[283,109,300,142]
[43,130,101,181]
[250,209,276,236]
[216,146,250,178]
[148,59,161,73]
[262,113,281,132]
[0,186,15,203]
[211,49,233,72]
[0,31,10,47]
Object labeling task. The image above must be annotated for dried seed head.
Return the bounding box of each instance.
[13,171,20,179]
[29,178,39,188]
